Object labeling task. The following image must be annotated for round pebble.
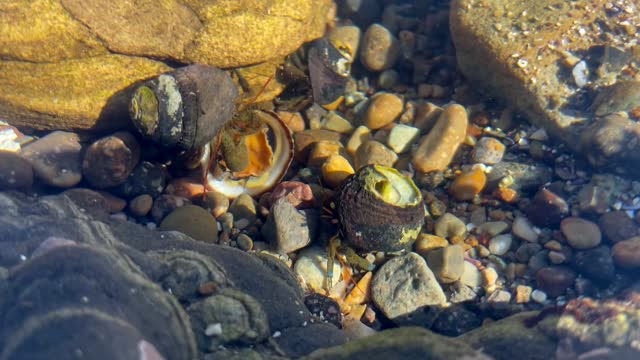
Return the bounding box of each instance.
[488,234,512,256]
[199,191,229,218]
[512,216,538,242]
[360,23,399,72]
[0,150,33,190]
[321,154,355,188]
[150,194,189,223]
[525,188,569,227]
[308,140,344,168]
[362,93,404,130]
[472,137,505,165]
[434,213,466,239]
[129,194,153,218]
[355,140,398,169]
[535,266,576,298]
[82,131,140,188]
[294,246,342,292]
[164,178,205,201]
[277,111,306,133]
[228,194,257,225]
[561,217,602,249]
[530,289,547,304]
[236,233,254,251]
[599,211,639,243]
[612,236,640,269]
[159,204,218,243]
[449,168,486,201]
[20,130,83,188]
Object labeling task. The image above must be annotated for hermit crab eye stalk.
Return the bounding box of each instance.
[128,64,239,151]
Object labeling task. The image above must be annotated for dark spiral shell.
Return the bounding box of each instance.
[129,64,239,151]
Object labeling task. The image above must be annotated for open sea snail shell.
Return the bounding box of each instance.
[129,64,239,151]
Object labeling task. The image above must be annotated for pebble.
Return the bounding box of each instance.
[164,178,205,201]
[572,246,616,284]
[346,126,371,156]
[530,289,547,304]
[129,194,153,217]
[525,188,569,228]
[481,267,498,293]
[377,69,399,89]
[0,151,33,189]
[476,221,509,237]
[425,244,465,284]
[577,184,610,214]
[228,194,257,225]
[308,140,345,168]
[413,102,443,133]
[414,234,448,256]
[515,285,532,304]
[472,137,505,165]
[20,131,83,187]
[159,204,218,243]
[96,190,127,213]
[412,104,468,173]
[561,217,602,249]
[459,261,482,290]
[512,216,538,242]
[528,250,550,273]
[270,181,315,209]
[236,233,253,251]
[535,266,576,297]
[547,251,566,265]
[293,129,341,163]
[199,191,229,218]
[321,154,355,188]
[485,161,552,193]
[449,168,486,201]
[219,212,234,233]
[261,198,313,254]
[515,243,542,263]
[487,289,511,303]
[362,93,404,129]
[293,246,342,292]
[117,161,166,199]
[81,131,140,188]
[386,124,419,154]
[328,25,361,59]
[150,194,189,223]
[354,140,398,169]
[277,111,306,133]
[599,211,638,243]
[612,236,640,269]
[428,199,447,217]
[434,213,466,240]
[371,252,446,320]
[488,234,512,256]
[360,23,399,72]
[321,111,354,134]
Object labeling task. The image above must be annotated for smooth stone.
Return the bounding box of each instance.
[20,131,83,187]
[199,191,229,218]
[354,140,398,169]
[434,213,466,240]
[386,124,419,154]
[535,266,576,298]
[512,216,538,242]
[476,221,510,237]
[150,194,189,223]
[346,125,371,156]
[487,289,511,304]
[485,161,552,193]
[62,188,110,218]
[328,25,361,59]
[561,217,602,250]
[572,246,616,285]
[449,168,486,201]
[159,204,218,243]
[481,267,498,293]
[577,184,610,214]
[612,236,640,269]
[278,111,306,133]
[412,104,468,173]
[117,161,166,199]
[321,154,355,189]
[472,137,505,165]
[371,252,446,320]
[236,234,253,251]
[308,140,345,168]
[414,234,448,256]
[294,246,342,292]
[413,102,443,134]
[261,198,313,254]
[377,69,399,89]
[515,243,542,263]
[525,188,569,228]
[269,181,315,209]
[527,250,549,273]
[129,194,153,218]
[82,131,140,188]
[0,150,33,190]
[163,178,205,201]
[458,261,482,291]
[425,245,465,283]
[360,23,399,72]
[362,92,404,130]
[320,111,354,134]
[228,194,257,225]
[488,234,512,256]
[530,289,547,304]
[599,211,639,243]
[293,129,341,163]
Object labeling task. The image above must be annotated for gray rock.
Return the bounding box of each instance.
[485,161,552,193]
[117,161,166,199]
[20,131,83,187]
[228,194,257,225]
[561,217,602,250]
[572,246,616,285]
[425,245,465,283]
[599,211,639,243]
[371,252,445,320]
[0,151,33,190]
[431,305,482,336]
[433,212,466,239]
[472,137,505,165]
[261,198,315,254]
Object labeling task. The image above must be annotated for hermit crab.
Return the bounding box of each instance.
[324,164,426,291]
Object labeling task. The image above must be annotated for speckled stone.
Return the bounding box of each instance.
[82,131,140,188]
[360,23,399,72]
[449,168,486,201]
[20,131,83,188]
[472,137,505,165]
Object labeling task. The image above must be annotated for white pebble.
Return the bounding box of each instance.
[489,234,513,256]
[531,289,547,304]
[512,216,538,242]
[572,60,589,87]
[205,323,222,336]
[272,331,282,338]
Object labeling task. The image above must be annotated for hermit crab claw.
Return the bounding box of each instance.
[206,109,294,198]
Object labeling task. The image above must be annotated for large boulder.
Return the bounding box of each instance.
[450,0,640,179]
[0,0,333,131]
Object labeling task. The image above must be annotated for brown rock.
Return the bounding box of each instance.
[355,140,398,169]
[599,211,639,243]
[561,217,602,250]
[412,104,468,173]
[82,131,140,188]
[293,129,342,162]
[20,131,83,187]
[362,93,404,129]
[535,266,576,298]
[129,194,153,218]
[612,236,640,269]
[0,151,33,190]
[159,204,218,243]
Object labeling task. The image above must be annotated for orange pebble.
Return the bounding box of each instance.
[449,168,486,201]
[466,123,483,138]
[165,178,205,200]
[494,187,519,203]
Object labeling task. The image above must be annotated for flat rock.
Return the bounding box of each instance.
[451,0,640,179]
[261,198,315,254]
[20,130,83,187]
[371,252,446,320]
[0,150,33,190]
